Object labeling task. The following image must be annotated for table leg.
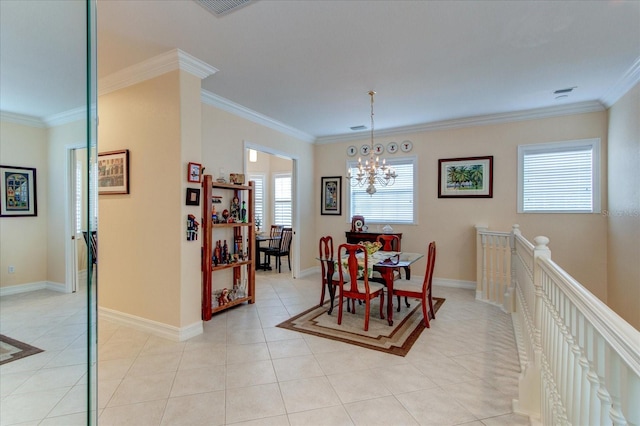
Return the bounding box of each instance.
[327,261,336,315]
[381,269,395,326]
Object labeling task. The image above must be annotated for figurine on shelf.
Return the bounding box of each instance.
[230,196,240,221]
[222,240,229,264]
[241,201,247,223]
[222,209,230,222]
[212,205,218,223]
[213,240,221,266]
[217,288,229,306]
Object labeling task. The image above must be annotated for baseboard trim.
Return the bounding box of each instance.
[0,281,67,297]
[98,306,203,342]
[433,277,476,290]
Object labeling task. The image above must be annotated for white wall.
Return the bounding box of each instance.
[0,120,48,290]
[606,82,640,329]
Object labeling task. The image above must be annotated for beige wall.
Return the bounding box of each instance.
[98,71,184,327]
[201,104,315,273]
[0,121,48,289]
[606,82,640,329]
[247,153,293,231]
[315,111,609,301]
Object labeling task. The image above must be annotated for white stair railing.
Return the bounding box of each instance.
[475,225,512,312]
[477,224,640,425]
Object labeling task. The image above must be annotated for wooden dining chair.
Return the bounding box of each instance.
[337,243,385,331]
[265,227,293,273]
[319,236,336,306]
[260,225,283,268]
[392,242,436,327]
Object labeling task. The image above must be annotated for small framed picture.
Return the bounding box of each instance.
[0,165,37,217]
[229,173,245,185]
[185,188,200,206]
[188,162,202,183]
[98,150,129,195]
[438,156,493,198]
[321,176,342,215]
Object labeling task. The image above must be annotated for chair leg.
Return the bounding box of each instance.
[364,299,370,331]
[421,296,430,328]
[428,289,435,320]
[320,281,326,307]
[379,292,385,319]
[396,295,412,312]
[337,290,344,325]
[288,254,291,271]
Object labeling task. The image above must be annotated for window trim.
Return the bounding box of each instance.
[517,138,601,214]
[248,173,265,229]
[346,156,418,225]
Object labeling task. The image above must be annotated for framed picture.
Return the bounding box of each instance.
[188,162,202,183]
[438,156,493,198]
[0,165,37,217]
[321,176,341,215]
[185,188,200,206]
[98,150,129,195]
[229,173,245,185]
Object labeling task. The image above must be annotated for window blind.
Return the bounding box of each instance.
[348,159,415,223]
[274,173,292,226]
[248,174,265,226]
[518,139,599,213]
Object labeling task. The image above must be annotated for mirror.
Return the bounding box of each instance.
[0,1,97,424]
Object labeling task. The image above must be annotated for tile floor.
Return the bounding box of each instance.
[1,271,530,425]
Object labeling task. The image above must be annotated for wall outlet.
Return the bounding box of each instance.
[8,266,15,274]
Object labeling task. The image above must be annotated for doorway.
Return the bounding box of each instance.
[244,143,299,277]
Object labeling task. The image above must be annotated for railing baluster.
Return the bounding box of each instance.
[476,225,639,425]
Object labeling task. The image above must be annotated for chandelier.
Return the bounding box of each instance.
[346,91,397,195]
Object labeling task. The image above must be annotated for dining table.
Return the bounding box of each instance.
[320,250,424,326]
[255,234,281,270]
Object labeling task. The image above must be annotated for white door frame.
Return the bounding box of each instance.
[65,143,85,293]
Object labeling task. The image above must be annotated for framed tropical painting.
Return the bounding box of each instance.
[438,156,493,198]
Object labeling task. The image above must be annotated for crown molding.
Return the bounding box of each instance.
[0,111,46,128]
[315,100,606,144]
[43,106,88,127]
[201,89,315,143]
[600,56,640,107]
[99,48,218,96]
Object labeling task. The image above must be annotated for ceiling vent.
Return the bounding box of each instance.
[195,0,252,17]
[350,125,367,131]
[554,87,576,94]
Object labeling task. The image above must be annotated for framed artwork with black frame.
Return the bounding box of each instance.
[185,188,200,206]
[438,156,493,198]
[321,176,341,215]
[0,165,37,217]
[98,149,130,194]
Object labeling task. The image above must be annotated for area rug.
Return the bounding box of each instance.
[277,297,445,356]
[0,334,43,365]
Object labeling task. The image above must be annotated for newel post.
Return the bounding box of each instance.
[532,236,551,353]
[504,224,520,313]
[475,225,488,301]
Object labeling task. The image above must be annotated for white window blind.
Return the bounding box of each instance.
[75,161,82,233]
[348,158,415,223]
[518,139,600,213]
[274,173,292,226]
[249,174,265,228]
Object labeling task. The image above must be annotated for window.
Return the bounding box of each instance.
[348,157,416,223]
[248,174,265,229]
[518,138,600,213]
[75,161,83,233]
[274,173,292,226]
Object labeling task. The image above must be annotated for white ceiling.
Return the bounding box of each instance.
[1,1,639,140]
